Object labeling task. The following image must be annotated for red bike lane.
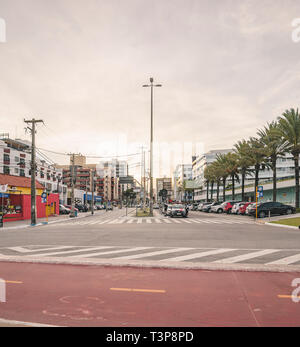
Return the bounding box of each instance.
[0,262,299,327]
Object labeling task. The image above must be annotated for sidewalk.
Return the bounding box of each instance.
[0,211,93,230]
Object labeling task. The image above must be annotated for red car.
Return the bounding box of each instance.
[223,201,241,214]
[239,202,252,215]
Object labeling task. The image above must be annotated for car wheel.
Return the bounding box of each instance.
[259,211,266,218]
[217,209,222,213]
[286,208,292,215]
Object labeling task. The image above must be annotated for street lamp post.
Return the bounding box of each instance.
[143,77,162,216]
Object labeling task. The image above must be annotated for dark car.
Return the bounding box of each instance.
[167,204,188,218]
[75,204,88,212]
[248,202,296,218]
[59,204,70,215]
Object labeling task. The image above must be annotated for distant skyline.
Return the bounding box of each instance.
[1,0,300,177]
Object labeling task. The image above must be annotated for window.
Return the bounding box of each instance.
[3,154,10,163]
[14,168,19,174]
[15,156,19,162]
[20,169,25,177]
[3,166,10,174]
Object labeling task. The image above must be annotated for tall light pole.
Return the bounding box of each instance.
[143,77,162,216]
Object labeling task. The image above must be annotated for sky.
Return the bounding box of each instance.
[1,0,300,177]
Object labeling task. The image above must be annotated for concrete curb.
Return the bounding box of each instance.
[0,254,299,273]
[265,222,300,230]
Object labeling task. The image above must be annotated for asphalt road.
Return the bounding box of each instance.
[0,208,300,269]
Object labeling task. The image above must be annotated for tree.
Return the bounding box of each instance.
[210,161,223,201]
[257,121,288,202]
[215,153,229,202]
[204,165,215,202]
[247,137,268,200]
[277,108,300,208]
[234,140,254,201]
[223,152,240,200]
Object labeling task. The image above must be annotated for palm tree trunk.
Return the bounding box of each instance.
[210,181,214,201]
[231,174,235,200]
[272,156,277,202]
[216,181,220,201]
[223,177,226,202]
[241,171,245,201]
[254,164,259,201]
[294,155,299,208]
[206,180,209,202]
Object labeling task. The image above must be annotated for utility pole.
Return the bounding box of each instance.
[91,169,95,215]
[68,153,77,217]
[143,77,162,216]
[24,118,44,226]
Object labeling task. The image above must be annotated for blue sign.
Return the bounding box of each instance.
[258,186,263,192]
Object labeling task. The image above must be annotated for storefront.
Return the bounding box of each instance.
[0,174,59,222]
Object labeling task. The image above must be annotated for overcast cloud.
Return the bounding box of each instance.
[1,0,300,172]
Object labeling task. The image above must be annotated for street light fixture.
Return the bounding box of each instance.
[143,77,162,217]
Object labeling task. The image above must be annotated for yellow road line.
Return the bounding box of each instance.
[5,281,23,284]
[277,295,300,299]
[110,287,166,293]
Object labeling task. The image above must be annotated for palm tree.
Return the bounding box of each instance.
[211,161,223,201]
[223,152,240,200]
[215,153,229,202]
[204,165,215,201]
[247,137,268,200]
[234,140,254,201]
[277,108,300,208]
[257,121,288,202]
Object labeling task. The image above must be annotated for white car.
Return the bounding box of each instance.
[245,203,256,215]
[210,202,226,213]
[231,202,245,215]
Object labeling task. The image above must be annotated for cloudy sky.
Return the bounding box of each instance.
[1,0,300,175]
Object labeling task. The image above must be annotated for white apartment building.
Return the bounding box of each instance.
[173,164,193,201]
[0,137,68,204]
[192,149,298,201]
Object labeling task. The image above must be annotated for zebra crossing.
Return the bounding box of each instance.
[50,216,254,226]
[1,245,300,266]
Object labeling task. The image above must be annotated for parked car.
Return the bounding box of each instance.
[191,203,199,211]
[167,204,188,218]
[106,205,113,211]
[211,202,226,213]
[75,204,88,212]
[198,202,210,211]
[248,202,296,218]
[239,202,252,215]
[59,204,70,215]
[223,201,241,214]
[202,202,220,213]
[245,203,256,215]
[231,202,246,215]
[64,205,79,213]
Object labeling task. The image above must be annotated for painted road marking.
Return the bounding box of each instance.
[67,246,153,259]
[163,219,172,224]
[31,246,113,257]
[155,218,163,223]
[278,295,300,299]
[214,249,280,264]
[110,288,166,293]
[5,280,23,284]
[146,218,152,224]
[164,248,237,262]
[137,219,143,224]
[7,246,73,253]
[266,253,300,265]
[113,247,193,260]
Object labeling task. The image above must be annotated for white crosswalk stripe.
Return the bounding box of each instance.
[164,248,237,262]
[266,253,300,265]
[67,246,152,259]
[25,246,113,257]
[113,247,192,260]
[214,249,280,264]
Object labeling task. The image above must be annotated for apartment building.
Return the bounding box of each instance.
[0,136,67,204]
[173,164,193,201]
[156,177,172,202]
